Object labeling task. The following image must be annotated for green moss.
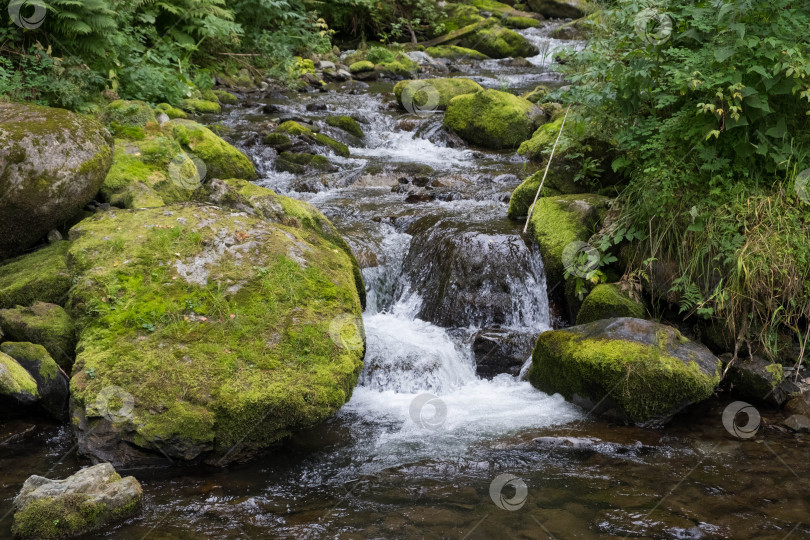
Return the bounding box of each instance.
[171,120,256,180]
[460,23,539,58]
[155,103,187,119]
[1,342,59,381]
[264,132,292,150]
[349,61,375,74]
[179,99,222,114]
[11,489,139,540]
[393,78,484,111]
[576,284,646,325]
[425,45,489,60]
[200,89,220,103]
[102,100,156,131]
[276,152,331,173]
[314,133,350,157]
[439,3,484,32]
[528,327,721,423]
[523,194,610,284]
[505,16,542,28]
[377,54,419,77]
[521,85,550,104]
[0,351,39,398]
[325,116,364,139]
[213,90,238,105]
[276,120,313,137]
[0,302,75,368]
[65,204,364,461]
[0,242,72,309]
[444,89,539,149]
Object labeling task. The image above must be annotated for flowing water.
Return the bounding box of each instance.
[2,23,810,540]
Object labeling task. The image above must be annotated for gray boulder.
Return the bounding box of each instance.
[0,102,113,260]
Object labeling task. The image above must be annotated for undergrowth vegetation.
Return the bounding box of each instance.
[561,0,810,363]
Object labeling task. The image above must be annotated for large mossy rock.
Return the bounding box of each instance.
[444,89,543,149]
[0,241,72,309]
[459,23,539,58]
[526,0,585,19]
[576,284,645,325]
[65,200,365,466]
[522,194,610,285]
[0,102,113,260]
[0,302,76,368]
[12,463,142,539]
[529,318,722,425]
[393,78,484,111]
[1,342,68,420]
[0,350,39,409]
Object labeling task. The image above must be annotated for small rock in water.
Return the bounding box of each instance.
[12,463,142,539]
[782,414,810,433]
[306,102,329,112]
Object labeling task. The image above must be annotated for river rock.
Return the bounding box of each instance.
[0,350,39,410]
[12,463,142,539]
[723,354,797,406]
[0,302,76,369]
[576,284,645,325]
[459,23,539,59]
[526,0,585,19]
[782,414,810,433]
[444,89,543,149]
[529,318,722,425]
[394,78,483,112]
[401,217,548,329]
[1,342,69,420]
[0,102,113,260]
[473,327,537,378]
[0,242,72,309]
[66,200,364,466]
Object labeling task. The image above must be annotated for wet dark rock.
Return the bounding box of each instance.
[404,192,433,204]
[306,102,330,112]
[1,342,69,420]
[261,103,288,114]
[723,354,797,406]
[493,174,520,185]
[413,176,431,187]
[400,217,548,328]
[783,414,810,432]
[473,327,536,378]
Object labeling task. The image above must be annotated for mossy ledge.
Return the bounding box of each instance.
[65,202,365,465]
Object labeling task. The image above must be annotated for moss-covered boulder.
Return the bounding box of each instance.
[529,318,722,425]
[425,45,489,60]
[0,302,76,369]
[0,102,113,260]
[526,0,585,19]
[276,152,335,174]
[178,98,222,114]
[155,103,187,119]
[101,100,156,139]
[325,116,365,139]
[444,89,542,149]
[349,61,374,74]
[522,85,550,104]
[0,350,39,409]
[213,90,238,105]
[505,15,542,28]
[0,241,72,309]
[393,78,484,112]
[521,194,610,285]
[460,23,539,58]
[576,284,645,325]
[12,463,142,539]
[65,202,365,466]
[170,119,256,180]
[1,342,68,420]
[271,121,351,160]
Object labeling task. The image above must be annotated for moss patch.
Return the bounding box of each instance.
[394,78,484,111]
[155,103,187,119]
[425,45,489,60]
[66,203,364,463]
[102,100,156,135]
[213,90,238,105]
[0,242,72,309]
[349,61,374,74]
[179,99,222,115]
[0,302,76,369]
[444,89,540,149]
[0,350,39,399]
[460,23,539,58]
[170,120,256,180]
[576,284,645,325]
[325,116,364,139]
[523,194,610,284]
